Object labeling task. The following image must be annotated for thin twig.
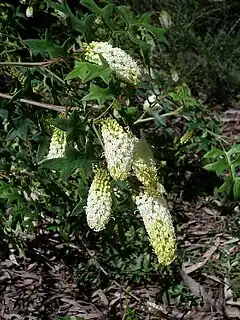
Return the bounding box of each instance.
[133,106,185,125]
[94,101,115,121]
[0,58,63,67]
[133,116,155,125]
[0,92,67,112]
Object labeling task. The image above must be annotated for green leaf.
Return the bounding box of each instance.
[65,61,89,81]
[6,128,18,141]
[83,14,95,42]
[83,63,112,84]
[24,30,66,58]
[66,61,112,84]
[80,0,102,15]
[168,92,182,102]
[196,142,208,153]
[233,178,240,200]
[50,118,70,132]
[40,157,70,170]
[45,0,85,34]
[203,160,228,173]
[217,181,228,193]
[138,12,151,24]
[71,199,85,216]
[40,155,92,180]
[128,33,151,53]
[126,107,137,115]
[81,0,116,30]
[101,4,114,20]
[0,109,8,119]
[16,119,32,140]
[203,147,225,159]
[149,109,166,127]
[117,5,133,24]
[37,135,50,163]
[143,253,150,269]
[139,23,168,44]
[227,144,240,156]
[82,83,114,105]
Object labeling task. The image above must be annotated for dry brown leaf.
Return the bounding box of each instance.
[224,278,233,301]
[221,238,239,246]
[202,274,223,284]
[224,306,240,319]
[202,207,220,217]
[183,238,220,275]
[180,269,215,309]
[91,289,109,306]
[202,238,220,259]
[171,309,220,320]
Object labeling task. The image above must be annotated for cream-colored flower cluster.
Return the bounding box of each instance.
[134,191,176,265]
[83,41,141,85]
[101,118,138,180]
[132,138,162,193]
[159,10,172,28]
[86,169,112,232]
[47,127,66,160]
[85,118,176,265]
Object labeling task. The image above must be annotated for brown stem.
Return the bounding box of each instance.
[0,58,63,67]
[0,92,67,112]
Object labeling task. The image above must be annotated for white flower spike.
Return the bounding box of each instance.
[101,118,138,180]
[132,138,166,196]
[26,6,34,18]
[83,41,141,85]
[134,190,176,266]
[47,127,66,160]
[86,169,112,231]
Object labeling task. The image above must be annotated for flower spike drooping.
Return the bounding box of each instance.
[101,119,138,181]
[83,41,141,85]
[86,169,112,232]
[134,190,176,266]
[132,138,166,196]
[47,127,66,159]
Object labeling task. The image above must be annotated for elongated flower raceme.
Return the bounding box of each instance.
[86,169,112,231]
[132,138,166,196]
[47,127,66,159]
[159,10,172,28]
[83,41,141,85]
[101,119,138,180]
[134,190,176,266]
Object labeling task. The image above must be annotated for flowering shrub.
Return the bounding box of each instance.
[0,0,220,275]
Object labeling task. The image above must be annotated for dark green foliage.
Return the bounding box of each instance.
[120,0,240,102]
